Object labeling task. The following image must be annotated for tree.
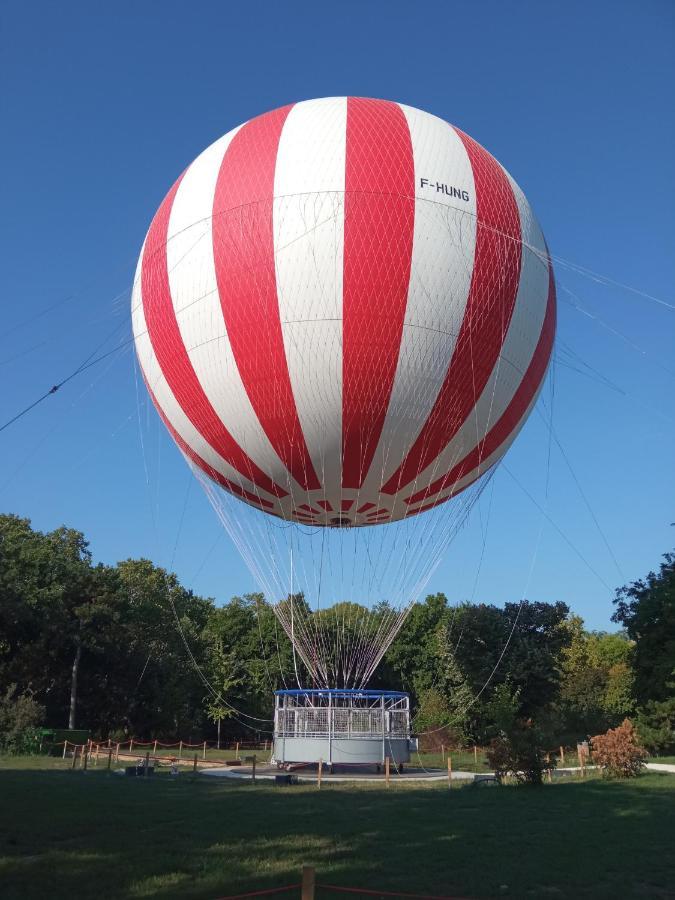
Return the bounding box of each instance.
[555,617,635,740]
[612,551,675,705]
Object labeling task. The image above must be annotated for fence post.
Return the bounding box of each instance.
[71,746,78,770]
[474,745,478,769]
[129,738,134,752]
[107,748,113,771]
[203,741,207,760]
[385,755,390,787]
[301,865,316,900]
[153,739,158,754]
[63,740,68,760]
[179,740,183,759]
[447,755,452,788]
[115,742,120,762]
[317,758,323,790]
[95,743,100,766]
[235,741,240,761]
[577,746,584,778]
[559,745,565,766]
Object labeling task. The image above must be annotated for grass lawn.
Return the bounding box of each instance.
[1,756,673,899]
[649,755,675,766]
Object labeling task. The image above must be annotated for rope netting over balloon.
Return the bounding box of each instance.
[131,179,555,691]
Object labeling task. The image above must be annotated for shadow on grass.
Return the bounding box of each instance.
[0,766,674,899]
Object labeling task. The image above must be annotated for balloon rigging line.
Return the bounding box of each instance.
[3,224,670,441]
[0,340,131,496]
[501,462,613,592]
[533,403,625,582]
[417,366,555,736]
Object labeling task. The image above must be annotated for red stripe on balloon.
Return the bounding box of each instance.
[342,98,415,489]
[144,382,275,510]
[381,129,522,496]
[316,500,333,511]
[405,258,556,506]
[141,175,287,500]
[212,105,320,493]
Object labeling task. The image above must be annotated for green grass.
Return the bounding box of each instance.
[1,756,674,899]
[648,755,675,766]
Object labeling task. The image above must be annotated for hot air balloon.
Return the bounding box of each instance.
[132,97,555,767]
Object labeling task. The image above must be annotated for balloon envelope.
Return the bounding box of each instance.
[132,97,555,529]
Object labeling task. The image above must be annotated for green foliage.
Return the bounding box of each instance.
[0,684,45,754]
[1,512,672,761]
[555,616,635,740]
[612,551,675,704]
[635,695,675,754]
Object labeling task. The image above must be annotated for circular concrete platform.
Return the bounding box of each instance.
[200,762,481,783]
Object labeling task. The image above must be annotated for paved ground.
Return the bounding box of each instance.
[201,760,675,783]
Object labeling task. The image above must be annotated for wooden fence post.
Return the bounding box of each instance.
[153,739,158,754]
[559,745,565,765]
[107,748,113,771]
[301,865,316,900]
[447,755,452,788]
[235,741,240,761]
[203,741,207,760]
[179,740,183,759]
[115,742,120,762]
[385,756,390,787]
[71,746,78,770]
[474,745,478,769]
[317,758,323,790]
[129,738,134,752]
[62,740,68,760]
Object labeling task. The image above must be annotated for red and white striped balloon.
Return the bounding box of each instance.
[132,97,555,527]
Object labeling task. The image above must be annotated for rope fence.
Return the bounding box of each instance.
[213,866,473,899]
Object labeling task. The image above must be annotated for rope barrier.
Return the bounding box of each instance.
[317,886,472,899]
[213,886,300,899]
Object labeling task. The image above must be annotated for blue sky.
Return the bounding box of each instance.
[1,0,673,632]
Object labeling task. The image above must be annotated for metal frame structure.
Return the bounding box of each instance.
[273,688,414,767]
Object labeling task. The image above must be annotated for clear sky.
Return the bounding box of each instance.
[1,0,673,632]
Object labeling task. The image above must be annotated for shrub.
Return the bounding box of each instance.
[486,719,553,786]
[635,697,675,755]
[414,688,466,751]
[0,684,45,754]
[590,718,647,778]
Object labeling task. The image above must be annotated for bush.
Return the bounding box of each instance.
[414,688,466,751]
[486,719,553,786]
[0,684,45,754]
[590,718,647,778]
[635,697,675,755]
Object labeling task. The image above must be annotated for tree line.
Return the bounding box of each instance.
[1,513,673,754]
